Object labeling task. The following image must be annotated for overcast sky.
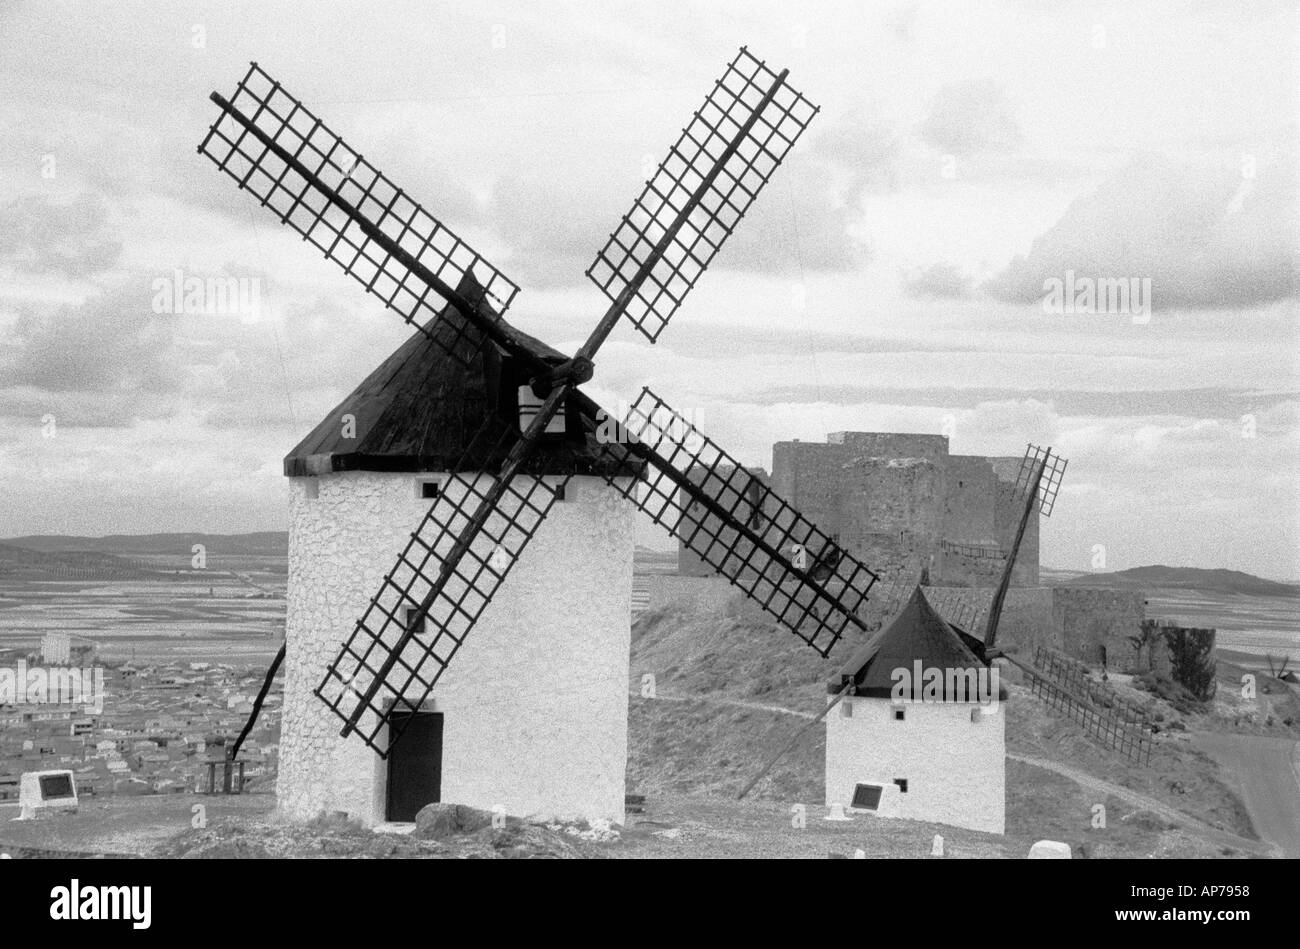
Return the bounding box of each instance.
[0,0,1296,577]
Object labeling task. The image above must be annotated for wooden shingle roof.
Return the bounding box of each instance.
[830,586,1001,699]
[284,278,640,479]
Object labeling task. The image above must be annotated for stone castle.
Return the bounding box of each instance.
[679,431,1038,588]
[673,429,1217,697]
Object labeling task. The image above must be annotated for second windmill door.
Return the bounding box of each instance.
[386,711,443,822]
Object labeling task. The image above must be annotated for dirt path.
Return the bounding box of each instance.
[636,689,818,720]
[1191,732,1300,857]
[1007,752,1277,857]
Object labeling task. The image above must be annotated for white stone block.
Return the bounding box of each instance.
[1028,840,1072,859]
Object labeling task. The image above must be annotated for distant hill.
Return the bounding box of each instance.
[1058,565,1300,598]
[0,542,169,580]
[6,532,288,557]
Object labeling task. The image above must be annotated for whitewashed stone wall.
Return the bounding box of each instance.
[825,695,1005,834]
[280,470,635,825]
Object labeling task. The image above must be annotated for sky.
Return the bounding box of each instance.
[0,0,1296,577]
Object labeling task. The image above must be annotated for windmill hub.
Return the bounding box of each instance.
[529,355,594,399]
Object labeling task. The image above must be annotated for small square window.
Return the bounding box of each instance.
[971,708,983,723]
[893,708,906,722]
[517,385,567,435]
[405,608,426,633]
[554,483,568,501]
[303,480,319,500]
[417,479,440,500]
[851,783,882,810]
[839,699,853,718]
[893,778,908,794]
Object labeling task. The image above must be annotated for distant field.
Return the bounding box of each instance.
[1138,588,1299,658]
[0,549,285,662]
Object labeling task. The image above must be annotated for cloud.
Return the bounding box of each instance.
[485,132,876,286]
[5,289,183,397]
[0,193,122,277]
[986,151,1299,309]
[811,109,900,191]
[0,269,397,431]
[919,79,1020,156]
[904,261,972,299]
[886,3,920,43]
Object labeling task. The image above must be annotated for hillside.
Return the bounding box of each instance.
[6,532,288,557]
[625,575,1261,855]
[1058,565,1299,598]
[0,541,168,580]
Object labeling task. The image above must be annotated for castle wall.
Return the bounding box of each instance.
[943,455,997,544]
[827,431,949,465]
[840,456,944,583]
[1051,587,1146,669]
[769,442,843,540]
[825,694,1005,834]
[281,470,635,826]
[760,434,1039,589]
[993,479,1040,587]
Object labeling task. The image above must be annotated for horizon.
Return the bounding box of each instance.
[1,1,1295,577]
[3,528,1297,587]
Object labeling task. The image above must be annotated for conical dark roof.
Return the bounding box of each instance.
[830,586,999,699]
[284,277,640,479]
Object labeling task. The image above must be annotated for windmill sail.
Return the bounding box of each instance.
[982,444,1067,650]
[1014,443,1068,516]
[316,419,568,755]
[587,47,818,343]
[581,388,879,656]
[198,62,519,365]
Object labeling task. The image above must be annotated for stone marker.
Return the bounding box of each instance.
[931,834,944,857]
[824,802,852,821]
[1028,839,1072,859]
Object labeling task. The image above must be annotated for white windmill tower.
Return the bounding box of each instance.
[198,50,884,827]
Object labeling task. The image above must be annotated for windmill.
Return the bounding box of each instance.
[199,49,884,824]
[818,446,1153,832]
[737,442,1068,815]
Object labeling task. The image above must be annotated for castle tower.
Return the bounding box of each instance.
[825,586,1006,834]
[277,298,639,826]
